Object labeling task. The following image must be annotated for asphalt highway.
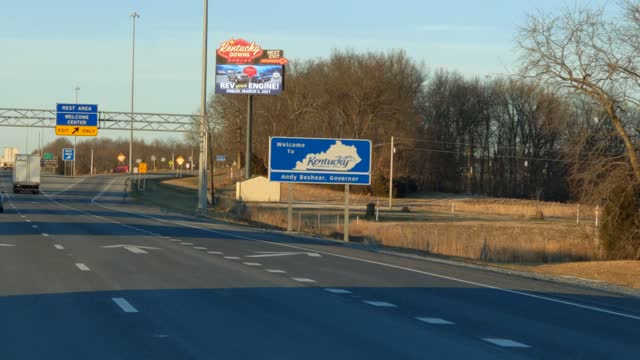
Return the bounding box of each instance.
[0,169,639,359]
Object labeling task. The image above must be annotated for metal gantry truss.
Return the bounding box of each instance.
[0,107,200,133]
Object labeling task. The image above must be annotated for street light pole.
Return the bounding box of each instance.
[198,0,209,213]
[129,11,140,174]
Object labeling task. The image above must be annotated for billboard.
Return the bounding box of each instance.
[269,137,372,185]
[215,64,284,95]
[215,38,287,96]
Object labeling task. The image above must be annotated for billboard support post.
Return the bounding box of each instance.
[198,0,209,213]
[287,183,293,232]
[245,95,253,179]
[344,184,350,242]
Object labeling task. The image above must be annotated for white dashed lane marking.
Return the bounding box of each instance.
[112,297,138,313]
[41,233,49,237]
[481,338,530,348]
[416,317,455,325]
[291,278,316,283]
[363,301,397,307]
[194,247,207,250]
[224,256,240,260]
[243,262,262,266]
[208,251,223,254]
[25,219,31,222]
[180,242,194,246]
[75,263,90,271]
[265,269,286,273]
[54,244,64,250]
[324,288,352,294]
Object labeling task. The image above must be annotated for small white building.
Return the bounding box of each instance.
[1,147,19,167]
[236,176,281,202]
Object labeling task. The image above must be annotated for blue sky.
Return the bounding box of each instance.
[0,0,610,152]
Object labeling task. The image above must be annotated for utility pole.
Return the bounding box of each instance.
[129,11,140,174]
[198,0,209,212]
[389,135,394,209]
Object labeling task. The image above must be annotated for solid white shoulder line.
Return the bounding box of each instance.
[92,202,640,321]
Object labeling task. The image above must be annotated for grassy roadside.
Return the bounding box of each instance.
[131,176,203,214]
[137,177,640,291]
[494,261,640,290]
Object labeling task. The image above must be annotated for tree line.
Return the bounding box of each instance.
[205,1,640,258]
[207,52,578,201]
[39,137,198,174]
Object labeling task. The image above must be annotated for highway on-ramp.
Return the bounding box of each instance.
[0,169,639,359]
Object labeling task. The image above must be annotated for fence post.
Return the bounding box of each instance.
[317,213,321,230]
[577,204,580,224]
[595,204,599,227]
[297,210,301,232]
[451,202,454,213]
[336,215,339,231]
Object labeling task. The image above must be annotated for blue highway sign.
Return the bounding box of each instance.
[56,103,98,127]
[269,137,371,185]
[62,148,75,161]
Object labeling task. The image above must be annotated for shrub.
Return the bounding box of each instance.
[600,184,640,259]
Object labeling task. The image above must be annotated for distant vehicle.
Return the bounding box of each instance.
[13,154,41,194]
[251,73,272,83]
[228,70,250,83]
[114,165,129,173]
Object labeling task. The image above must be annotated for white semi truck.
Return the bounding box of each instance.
[13,154,41,194]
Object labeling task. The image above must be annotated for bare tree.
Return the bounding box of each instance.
[516,3,640,184]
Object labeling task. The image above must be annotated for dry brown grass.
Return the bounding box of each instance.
[505,261,640,289]
[161,167,236,189]
[283,184,373,202]
[243,207,337,236]
[416,198,596,220]
[349,221,598,263]
[240,205,599,263]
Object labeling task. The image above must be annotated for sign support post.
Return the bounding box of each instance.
[389,135,394,209]
[245,95,253,180]
[287,183,293,232]
[344,184,350,242]
[73,136,77,177]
